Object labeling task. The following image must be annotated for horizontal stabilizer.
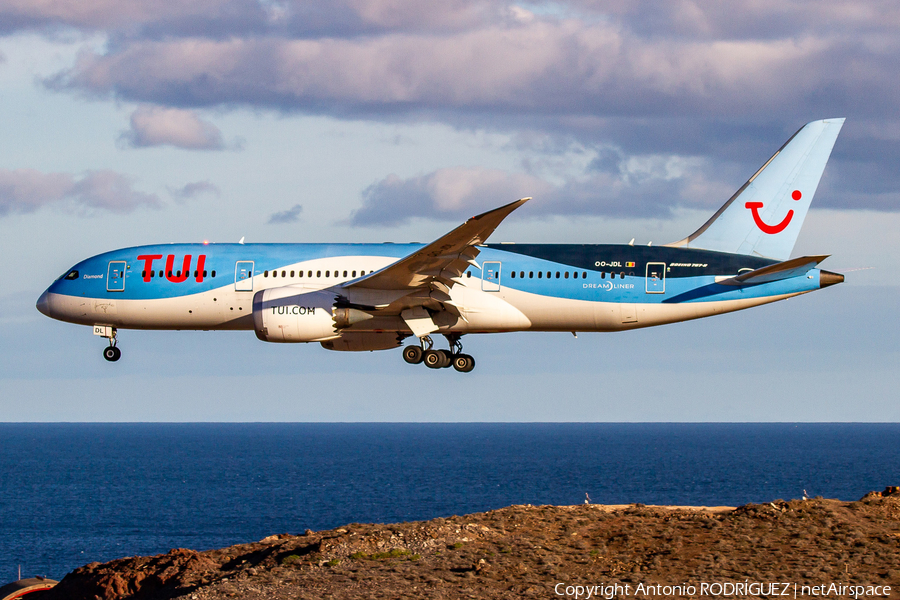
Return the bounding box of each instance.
[721,255,829,286]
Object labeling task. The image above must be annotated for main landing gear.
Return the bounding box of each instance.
[98,326,121,362]
[402,335,475,373]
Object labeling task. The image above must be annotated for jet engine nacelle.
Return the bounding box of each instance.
[252,288,339,343]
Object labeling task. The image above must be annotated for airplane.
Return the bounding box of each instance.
[37,118,846,373]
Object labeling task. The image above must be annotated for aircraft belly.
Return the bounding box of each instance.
[624,292,805,329]
[497,288,609,331]
[121,290,254,329]
[445,284,531,332]
[495,288,806,332]
[45,289,253,330]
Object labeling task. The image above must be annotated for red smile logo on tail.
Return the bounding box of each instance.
[745,190,802,234]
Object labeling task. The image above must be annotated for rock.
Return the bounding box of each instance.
[42,496,900,600]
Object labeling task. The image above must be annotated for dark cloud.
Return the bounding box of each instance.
[169,180,220,201]
[268,203,303,224]
[351,163,719,226]
[0,0,268,38]
[352,168,552,226]
[0,0,504,39]
[6,0,899,216]
[0,168,161,216]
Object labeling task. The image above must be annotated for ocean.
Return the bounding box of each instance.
[1,423,898,581]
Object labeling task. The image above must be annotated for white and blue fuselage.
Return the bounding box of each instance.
[36,119,847,371]
[38,242,836,332]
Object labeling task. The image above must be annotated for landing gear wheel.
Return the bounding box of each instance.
[402,345,424,364]
[452,354,475,373]
[103,346,121,362]
[423,349,447,369]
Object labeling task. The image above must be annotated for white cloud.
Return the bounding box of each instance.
[0,168,160,216]
[121,105,225,150]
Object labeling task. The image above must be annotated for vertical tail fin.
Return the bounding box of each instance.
[669,118,844,260]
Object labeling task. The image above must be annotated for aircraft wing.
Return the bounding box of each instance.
[347,198,529,292]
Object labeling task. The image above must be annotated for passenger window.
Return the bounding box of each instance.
[564,272,569,279]
[307,271,312,277]
[264,270,268,277]
[317,271,322,277]
[352,271,357,277]
[582,272,587,278]
[529,272,533,278]
[511,271,516,278]
[555,271,560,278]
[343,270,348,277]
[290,270,295,277]
[212,270,216,277]
[281,270,285,277]
[466,272,471,278]
[299,271,303,278]
[601,272,605,279]
[203,270,207,277]
[141,270,146,278]
[538,272,542,278]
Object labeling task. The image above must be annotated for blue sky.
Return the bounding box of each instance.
[1,0,898,421]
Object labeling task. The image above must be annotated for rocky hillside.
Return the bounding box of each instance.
[45,492,900,599]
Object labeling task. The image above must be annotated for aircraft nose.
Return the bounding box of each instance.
[36,290,52,317]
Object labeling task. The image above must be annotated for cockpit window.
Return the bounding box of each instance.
[64,270,79,280]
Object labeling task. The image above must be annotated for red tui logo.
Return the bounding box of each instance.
[745,190,802,234]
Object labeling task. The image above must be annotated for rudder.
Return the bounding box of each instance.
[670,118,844,260]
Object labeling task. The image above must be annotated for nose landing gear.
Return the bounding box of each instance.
[402,334,475,372]
[96,326,121,362]
[103,345,121,362]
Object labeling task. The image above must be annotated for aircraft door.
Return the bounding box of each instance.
[235,261,255,291]
[482,261,501,292]
[106,261,126,292]
[646,262,665,294]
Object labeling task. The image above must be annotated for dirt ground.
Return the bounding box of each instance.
[44,492,900,599]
